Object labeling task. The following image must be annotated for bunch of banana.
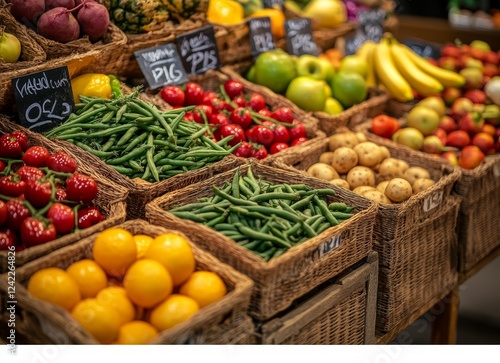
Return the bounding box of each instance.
[356,33,466,102]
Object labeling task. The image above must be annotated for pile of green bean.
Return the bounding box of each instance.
[169,166,356,261]
[44,91,237,182]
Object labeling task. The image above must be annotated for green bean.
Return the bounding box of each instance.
[136,99,174,138]
[237,225,291,249]
[312,195,339,226]
[74,141,114,158]
[128,160,143,172]
[170,211,205,223]
[116,127,139,146]
[109,165,134,175]
[316,222,332,235]
[170,202,212,212]
[298,189,336,197]
[286,222,302,237]
[201,135,226,151]
[124,132,149,153]
[196,212,222,220]
[249,192,300,203]
[106,144,151,165]
[127,102,153,117]
[310,215,326,231]
[241,240,264,250]
[170,112,185,132]
[212,183,232,204]
[243,205,302,223]
[101,111,115,123]
[328,202,349,212]
[232,171,240,199]
[141,165,151,180]
[331,212,354,219]
[116,104,128,122]
[146,133,159,182]
[290,194,316,210]
[212,186,258,206]
[213,223,239,232]
[256,241,274,253]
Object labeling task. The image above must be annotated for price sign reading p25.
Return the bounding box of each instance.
[12,66,74,133]
[284,18,319,57]
[134,42,189,89]
[176,25,221,76]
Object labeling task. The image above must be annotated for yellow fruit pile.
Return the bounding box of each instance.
[27,227,228,344]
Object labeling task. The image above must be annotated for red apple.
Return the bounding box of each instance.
[472,132,495,154]
[458,145,485,169]
[441,44,462,58]
[458,112,485,135]
[483,51,499,65]
[439,57,457,72]
[460,44,471,56]
[439,115,458,133]
[469,47,487,62]
[483,63,498,78]
[480,123,496,136]
[434,128,448,145]
[447,130,471,148]
[450,97,474,119]
[464,89,487,104]
[441,151,460,166]
[442,88,462,106]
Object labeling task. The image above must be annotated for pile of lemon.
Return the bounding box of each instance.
[27,228,228,344]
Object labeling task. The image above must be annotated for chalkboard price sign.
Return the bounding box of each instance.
[134,42,189,89]
[247,17,275,58]
[345,8,385,55]
[403,38,441,60]
[176,25,221,76]
[263,0,283,8]
[284,18,319,57]
[11,66,74,133]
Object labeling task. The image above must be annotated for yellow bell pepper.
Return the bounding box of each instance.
[71,73,121,104]
[207,0,245,25]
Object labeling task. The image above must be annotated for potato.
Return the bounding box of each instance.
[362,189,392,204]
[347,166,376,189]
[403,166,431,186]
[376,180,390,194]
[379,158,408,180]
[353,142,382,167]
[331,147,358,174]
[355,132,367,143]
[328,132,359,151]
[307,163,340,181]
[319,151,336,165]
[384,178,413,203]
[378,146,391,161]
[329,178,350,189]
[353,185,376,195]
[412,178,436,194]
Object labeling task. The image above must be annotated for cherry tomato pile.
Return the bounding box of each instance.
[0,131,105,251]
[160,80,310,159]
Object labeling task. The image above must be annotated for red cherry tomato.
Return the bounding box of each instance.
[65,174,98,204]
[192,105,213,124]
[289,121,307,141]
[258,108,272,118]
[232,96,247,108]
[47,203,75,235]
[160,86,185,106]
[271,107,294,123]
[24,179,52,208]
[248,93,266,112]
[270,142,289,154]
[55,187,67,201]
[183,111,195,122]
[224,79,244,99]
[21,217,57,247]
[291,137,309,146]
[230,107,253,129]
[0,175,26,197]
[16,166,45,182]
[250,145,268,160]
[220,124,246,146]
[272,125,290,144]
[22,146,51,167]
[206,97,233,113]
[371,115,400,139]
[201,91,218,106]
[184,82,204,106]
[0,200,7,227]
[47,152,78,173]
[0,160,5,173]
[262,120,276,129]
[0,229,15,251]
[11,131,28,151]
[249,125,274,147]
[232,141,253,158]
[209,113,230,128]
[0,133,23,159]
[6,200,31,231]
[77,206,105,229]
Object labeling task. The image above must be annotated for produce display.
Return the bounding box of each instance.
[169,165,356,261]
[306,131,436,203]
[0,130,105,251]
[7,0,111,43]
[159,79,309,159]
[26,227,227,344]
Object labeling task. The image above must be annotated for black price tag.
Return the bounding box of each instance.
[317,233,342,258]
[345,29,368,56]
[263,0,283,9]
[358,8,385,43]
[176,25,221,76]
[403,38,442,59]
[11,66,74,133]
[134,43,189,89]
[284,18,319,56]
[247,17,276,58]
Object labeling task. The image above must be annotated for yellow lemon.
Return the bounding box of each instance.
[96,286,135,325]
[92,228,137,277]
[149,294,199,331]
[115,321,158,344]
[133,234,154,259]
[179,271,227,308]
[66,259,108,298]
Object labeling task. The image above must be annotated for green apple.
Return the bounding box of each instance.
[338,55,368,78]
[323,97,344,115]
[324,84,332,98]
[0,30,21,63]
[393,127,424,150]
[285,76,328,112]
[406,105,440,136]
[330,71,367,108]
[253,49,297,93]
[296,54,335,82]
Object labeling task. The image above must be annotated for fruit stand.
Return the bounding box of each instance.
[1,0,500,347]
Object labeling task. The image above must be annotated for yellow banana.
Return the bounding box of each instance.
[390,42,443,96]
[402,45,465,88]
[355,40,376,60]
[373,38,414,102]
[356,41,377,87]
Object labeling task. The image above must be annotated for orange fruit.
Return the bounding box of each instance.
[144,233,195,286]
[123,259,172,308]
[149,294,199,331]
[66,259,108,298]
[71,298,122,344]
[27,268,81,311]
[96,286,135,325]
[92,228,137,277]
[179,271,227,308]
[115,321,158,344]
[133,234,154,259]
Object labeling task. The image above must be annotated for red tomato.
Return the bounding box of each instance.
[21,217,57,247]
[47,152,78,173]
[250,145,268,159]
[248,93,266,112]
[201,91,218,106]
[0,200,7,227]
[183,111,195,122]
[6,200,31,231]
[232,96,247,108]
[249,125,274,147]
[291,137,309,146]
[0,133,23,159]
[224,79,244,99]
[220,124,246,146]
[77,206,105,229]
[0,160,5,172]
[272,125,290,144]
[0,175,26,197]
[16,166,44,182]
[270,142,289,154]
[371,115,400,139]
[192,105,213,124]
[65,174,98,204]
[22,146,51,167]
[184,82,205,106]
[55,187,67,201]
[24,179,52,208]
[271,107,294,123]
[0,229,15,250]
[288,121,307,141]
[47,203,75,235]
[160,86,185,106]
[230,107,253,129]
[209,113,230,127]
[11,131,28,151]
[258,108,272,118]
[232,141,254,158]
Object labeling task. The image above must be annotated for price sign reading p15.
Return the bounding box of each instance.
[284,18,319,57]
[12,66,74,133]
[134,43,189,89]
[176,25,221,76]
[248,17,275,58]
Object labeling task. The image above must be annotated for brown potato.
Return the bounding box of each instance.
[331,147,358,174]
[355,132,367,143]
[347,166,376,189]
[384,178,413,203]
[362,189,393,204]
[353,185,376,195]
[329,178,350,189]
[307,163,340,181]
[378,146,391,161]
[403,166,431,186]
[328,132,359,151]
[353,142,382,167]
[412,178,436,194]
[376,180,390,194]
[379,158,408,180]
[319,151,336,165]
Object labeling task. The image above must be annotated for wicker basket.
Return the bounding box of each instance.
[145,162,378,320]
[384,99,416,118]
[0,117,128,273]
[0,220,254,344]
[356,119,500,274]
[257,252,378,344]
[221,62,389,134]
[140,69,325,164]
[0,6,46,72]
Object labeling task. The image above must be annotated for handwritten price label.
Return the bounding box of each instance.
[177,25,221,76]
[248,17,275,58]
[284,18,319,57]
[317,233,342,258]
[423,190,444,212]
